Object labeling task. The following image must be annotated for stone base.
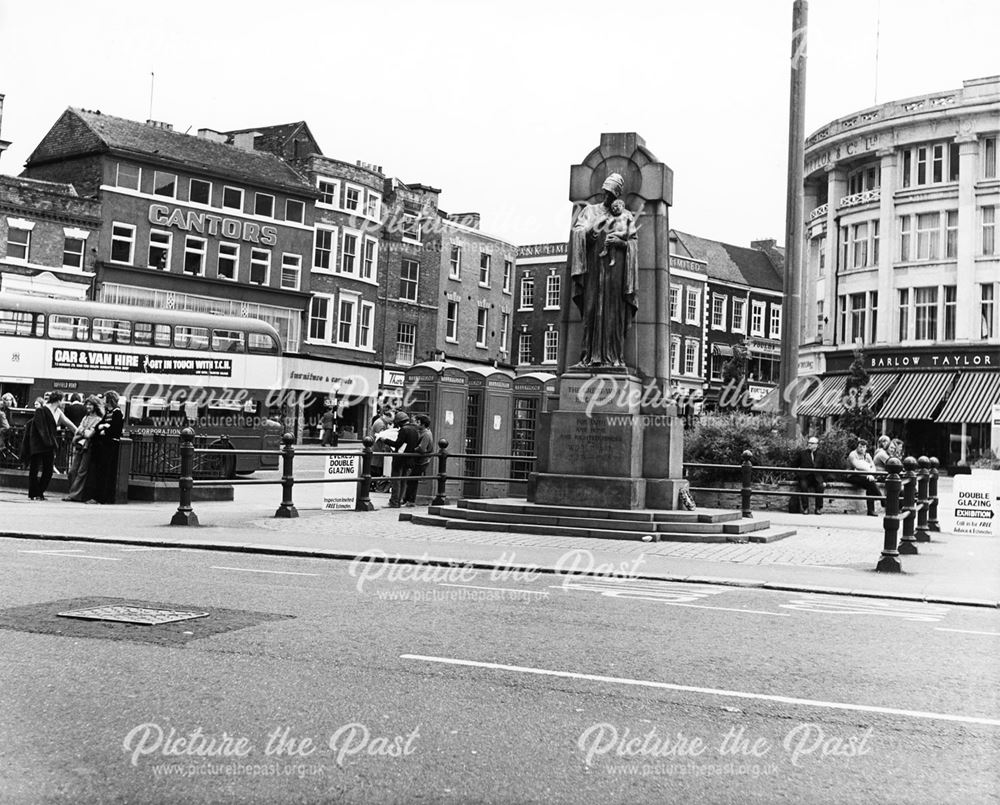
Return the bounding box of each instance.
[644,478,688,510]
[533,472,645,509]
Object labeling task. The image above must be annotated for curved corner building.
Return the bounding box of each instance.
[797,76,1000,467]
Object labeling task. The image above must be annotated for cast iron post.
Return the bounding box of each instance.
[927,456,941,532]
[274,432,299,519]
[356,436,374,512]
[431,439,449,507]
[914,456,931,542]
[170,427,200,526]
[741,450,754,519]
[876,457,903,573]
[898,456,919,555]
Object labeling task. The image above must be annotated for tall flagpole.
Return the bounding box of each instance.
[778,0,807,422]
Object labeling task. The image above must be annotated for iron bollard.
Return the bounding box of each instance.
[898,456,919,555]
[170,427,200,526]
[927,456,941,532]
[274,432,299,519]
[915,456,931,542]
[431,438,449,507]
[356,436,374,512]
[740,450,754,519]
[876,457,903,573]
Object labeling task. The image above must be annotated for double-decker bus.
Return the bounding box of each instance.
[0,293,285,474]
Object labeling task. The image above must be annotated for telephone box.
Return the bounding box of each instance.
[403,361,468,502]
[463,367,515,498]
[510,372,557,498]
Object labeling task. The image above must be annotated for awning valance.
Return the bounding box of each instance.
[877,372,956,421]
[935,371,1000,424]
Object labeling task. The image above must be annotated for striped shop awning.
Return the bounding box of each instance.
[935,371,1000,424]
[795,376,847,418]
[862,373,901,407]
[877,372,957,421]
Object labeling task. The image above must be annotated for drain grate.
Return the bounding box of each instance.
[57,605,210,625]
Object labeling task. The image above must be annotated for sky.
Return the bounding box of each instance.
[0,0,997,248]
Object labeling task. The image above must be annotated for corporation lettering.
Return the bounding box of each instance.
[149,204,278,246]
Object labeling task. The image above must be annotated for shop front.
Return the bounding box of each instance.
[283,357,382,443]
[805,346,1000,469]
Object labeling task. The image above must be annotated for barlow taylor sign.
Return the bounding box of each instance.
[826,348,998,373]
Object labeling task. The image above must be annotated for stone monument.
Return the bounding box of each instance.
[532,133,688,510]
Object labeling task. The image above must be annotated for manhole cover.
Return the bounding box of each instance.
[57,605,210,625]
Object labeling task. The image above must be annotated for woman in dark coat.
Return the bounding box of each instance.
[81,390,124,504]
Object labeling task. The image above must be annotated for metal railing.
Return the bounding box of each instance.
[169,431,536,526]
[684,450,940,572]
[0,424,74,473]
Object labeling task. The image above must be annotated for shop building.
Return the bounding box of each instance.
[670,232,785,408]
[797,76,1000,466]
[20,108,318,357]
[435,211,517,371]
[512,243,565,372]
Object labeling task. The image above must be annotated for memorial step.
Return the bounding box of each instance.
[459,498,742,524]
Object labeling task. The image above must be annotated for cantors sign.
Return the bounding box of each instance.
[148,204,278,246]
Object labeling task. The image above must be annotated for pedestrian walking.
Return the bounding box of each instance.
[64,396,103,502]
[20,390,77,500]
[402,415,434,507]
[80,390,124,504]
[846,438,883,516]
[320,402,339,447]
[792,436,825,514]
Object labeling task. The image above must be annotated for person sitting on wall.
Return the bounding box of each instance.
[846,438,883,517]
[872,435,892,473]
[792,435,826,514]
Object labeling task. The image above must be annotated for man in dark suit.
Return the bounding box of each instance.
[793,436,825,514]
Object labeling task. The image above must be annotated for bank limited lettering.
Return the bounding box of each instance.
[148,204,278,246]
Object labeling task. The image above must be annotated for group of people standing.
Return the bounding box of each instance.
[369,408,434,508]
[18,390,124,503]
[793,433,905,517]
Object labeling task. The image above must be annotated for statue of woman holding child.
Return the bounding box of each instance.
[568,172,639,370]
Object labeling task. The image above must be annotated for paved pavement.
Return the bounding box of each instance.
[1,473,997,608]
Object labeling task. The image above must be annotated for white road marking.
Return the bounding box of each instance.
[210,566,319,577]
[119,547,178,552]
[557,580,730,603]
[18,549,121,562]
[400,654,1000,727]
[780,596,949,622]
[936,627,1000,637]
[439,583,549,596]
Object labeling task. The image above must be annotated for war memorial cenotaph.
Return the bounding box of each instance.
[531,132,690,510]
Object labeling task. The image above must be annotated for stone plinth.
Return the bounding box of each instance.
[533,372,686,510]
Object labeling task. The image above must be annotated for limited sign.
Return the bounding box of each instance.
[52,348,232,377]
[952,474,1000,537]
[323,453,359,511]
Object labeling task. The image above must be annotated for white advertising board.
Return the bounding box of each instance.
[323,453,360,511]
[952,473,1000,537]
